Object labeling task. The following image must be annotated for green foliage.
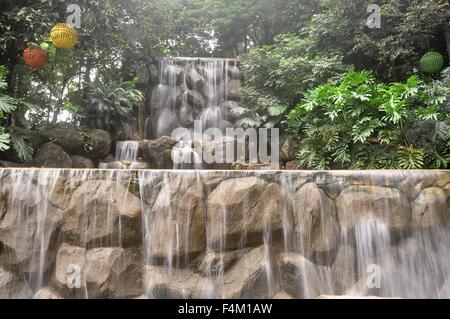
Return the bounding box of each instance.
[288,71,450,170]
[81,80,144,133]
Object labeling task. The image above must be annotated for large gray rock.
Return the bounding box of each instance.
[222,245,277,299]
[184,90,206,112]
[277,252,333,299]
[0,181,63,273]
[206,177,287,250]
[412,187,448,228]
[187,66,204,90]
[330,245,358,293]
[62,180,142,247]
[146,175,206,261]
[144,266,212,299]
[71,155,95,169]
[42,128,84,155]
[83,130,112,161]
[32,142,73,168]
[34,287,63,299]
[336,186,411,232]
[142,136,176,169]
[0,267,32,299]
[54,244,86,293]
[292,183,339,260]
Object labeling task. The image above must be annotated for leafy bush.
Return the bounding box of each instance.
[288,70,450,169]
[81,80,144,133]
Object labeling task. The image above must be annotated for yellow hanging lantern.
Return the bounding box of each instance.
[50,23,78,49]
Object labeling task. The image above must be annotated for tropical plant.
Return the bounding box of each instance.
[288,71,450,170]
[0,66,16,151]
[81,79,144,133]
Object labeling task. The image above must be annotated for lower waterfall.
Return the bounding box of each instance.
[0,168,449,299]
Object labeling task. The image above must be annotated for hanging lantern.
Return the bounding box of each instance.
[23,46,48,68]
[50,23,78,49]
[420,52,444,74]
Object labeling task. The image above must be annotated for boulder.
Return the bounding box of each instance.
[222,245,278,299]
[150,84,173,112]
[285,160,299,170]
[291,183,339,260]
[412,187,448,228]
[71,155,95,169]
[280,136,296,163]
[83,130,112,161]
[85,248,126,298]
[146,175,206,262]
[62,180,142,247]
[42,128,84,155]
[196,250,246,276]
[184,90,206,112]
[144,266,212,299]
[0,181,63,273]
[336,186,411,232]
[32,143,72,168]
[161,64,184,86]
[187,66,204,90]
[330,245,358,293]
[0,267,32,299]
[34,287,63,299]
[142,136,177,169]
[201,136,246,170]
[206,177,288,250]
[222,100,241,122]
[277,252,333,299]
[54,244,87,293]
[273,291,294,299]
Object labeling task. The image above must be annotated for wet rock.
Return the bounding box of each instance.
[85,248,126,298]
[277,252,333,299]
[331,245,358,293]
[223,246,278,299]
[412,187,448,228]
[136,64,150,89]
[0,267,32,299]
[71,155,95,169]
[292,183,339,260]
[280,136,296,163]
[184,90,206,112]
[144,266,212,299]
[399,175,437,199]
[34,287,63,299]
[336,186,411,232]
[179,103,194,127]
[142,136,177,169]
[83,130,112,161]
[187,66,204,90]
[206,177,288,250]
[285,160,299,170]
[150,85,173,112]
[32,142,73,168]
[196,250,246,276]
[273,291,294,299]
[222,100,241,121]
[201,136,246,170]
[54,244,86,293]
[161,64,184,86]
[0,182,63,272]
[62,180,142,247]
[146,175,206,261]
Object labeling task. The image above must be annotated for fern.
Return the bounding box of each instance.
[0,129,10,151]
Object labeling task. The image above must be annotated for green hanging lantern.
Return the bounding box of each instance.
[420,52,444,74]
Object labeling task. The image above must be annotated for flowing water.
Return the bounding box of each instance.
[115,141,140,162]
[0,168,449,299]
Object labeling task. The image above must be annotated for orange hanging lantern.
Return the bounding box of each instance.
[50,23,78,49]
[23,47,48,68]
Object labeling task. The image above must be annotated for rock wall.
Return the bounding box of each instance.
[0,168,449,299]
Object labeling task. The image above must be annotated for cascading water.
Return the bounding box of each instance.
[0,168,449,299]
[115,141,140,162]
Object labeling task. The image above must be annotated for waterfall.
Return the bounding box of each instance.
[115,141,140,162]
[0,168,449,299]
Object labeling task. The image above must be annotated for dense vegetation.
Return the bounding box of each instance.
[0,0,449,168]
